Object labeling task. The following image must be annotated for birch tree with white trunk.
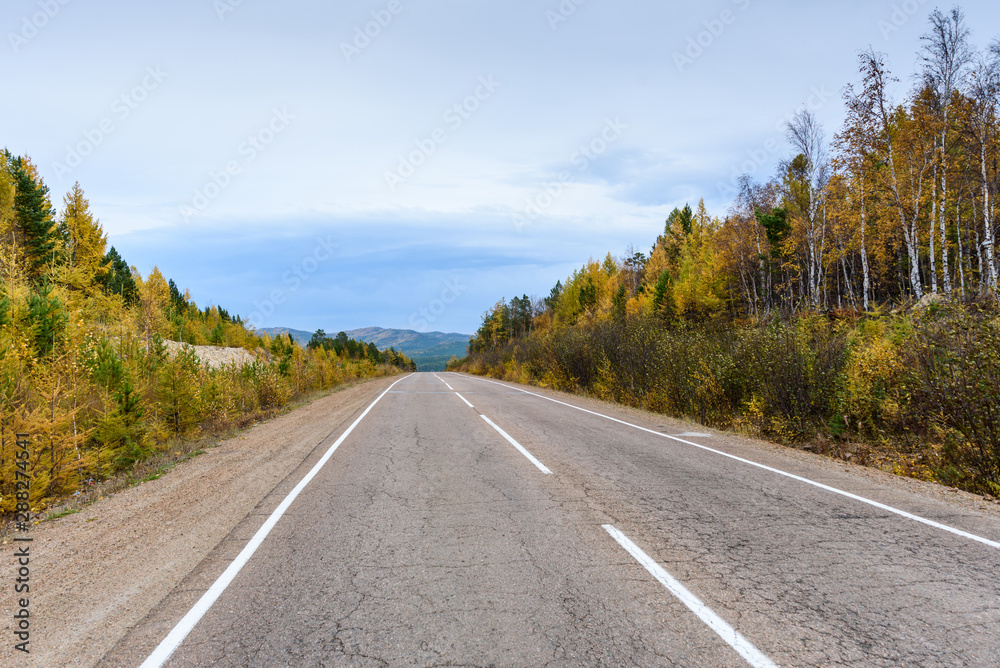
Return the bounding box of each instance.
[921,7,973,296]
[785,109,829,309]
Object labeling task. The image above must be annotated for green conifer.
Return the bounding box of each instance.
[12,156,59,279]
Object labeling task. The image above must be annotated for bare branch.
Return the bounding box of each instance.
[785,109,828,190]
[920,7,974,101]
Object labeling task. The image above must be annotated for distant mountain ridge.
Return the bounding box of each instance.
[258,326,470,372]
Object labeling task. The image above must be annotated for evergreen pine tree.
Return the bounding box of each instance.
[652,272,675,323]
[27,282,68,356]
[167,278,187,312]
[544,281,562,311]
[612,284,627,321]
[308,329,327,350]
[12,156,59,280]
[209,322,225,345]
[755,207,791,259]
[98,246,139,304]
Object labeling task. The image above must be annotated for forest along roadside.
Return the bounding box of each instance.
[0,374,402,668]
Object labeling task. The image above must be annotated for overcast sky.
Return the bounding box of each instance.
[4,0,999,335]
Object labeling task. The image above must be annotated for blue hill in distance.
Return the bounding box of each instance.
[258,326,470,372]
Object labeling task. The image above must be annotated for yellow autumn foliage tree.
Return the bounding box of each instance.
[0,146,415,517]
[58,182,108,291]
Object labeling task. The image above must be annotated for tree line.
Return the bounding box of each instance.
[457,8,1000,497]
[308,329,417,371]
[0,149,410,514]
[730,9,999,313]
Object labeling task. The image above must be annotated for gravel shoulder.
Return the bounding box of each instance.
[0,375,401,668]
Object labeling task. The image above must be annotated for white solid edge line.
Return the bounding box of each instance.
[460,375,1000,552]
[603,525,778,668]
[455,392,474,408]
[480,414,553,475]
[140,375,410,668]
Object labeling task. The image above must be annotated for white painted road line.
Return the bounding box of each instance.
[480,415,553,475]
[603,525,778,668]
[460,375,1000,552]
[140,375,410,668]
[455,392,474,408]
[433,373,455,391]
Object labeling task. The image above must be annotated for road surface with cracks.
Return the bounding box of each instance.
[98,372,1000,667]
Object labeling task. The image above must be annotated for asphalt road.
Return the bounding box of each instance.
[101,372,1000,667]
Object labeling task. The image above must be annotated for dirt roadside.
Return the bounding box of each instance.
[0,375,401,668]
